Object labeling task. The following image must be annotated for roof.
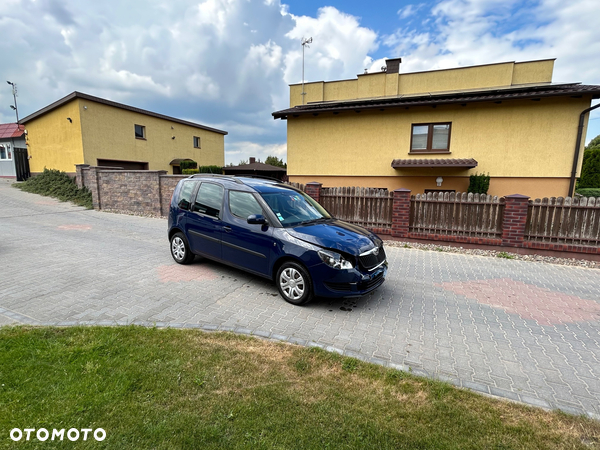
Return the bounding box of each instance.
[391,158,478,169]
[223,161,286,172]
[0,123,24,139]
[272,83,600,119]
[19,92,228,135]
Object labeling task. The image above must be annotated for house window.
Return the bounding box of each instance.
[193,136,201,148]
[410,123,451,153]
[0,144,12,160]
[134,124,146,139]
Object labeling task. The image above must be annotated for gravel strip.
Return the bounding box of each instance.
[384,240,599,269]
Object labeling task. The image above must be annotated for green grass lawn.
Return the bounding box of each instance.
[1,326,598,449]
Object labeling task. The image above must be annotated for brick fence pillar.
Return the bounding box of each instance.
[75,164,89,189]
[391,188,411,238]
[87,166,101,210]
[501,194,530,247]
[305,181,322,203]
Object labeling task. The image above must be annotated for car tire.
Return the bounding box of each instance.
[276,262,313,305]
[170,232,195,265]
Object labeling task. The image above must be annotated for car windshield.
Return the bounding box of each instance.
[260,189,331,227]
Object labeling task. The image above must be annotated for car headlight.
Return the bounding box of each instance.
[318,249,353,270]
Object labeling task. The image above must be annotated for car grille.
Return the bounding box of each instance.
[358,271,385,291]
[324,282,353,292]
[359,246,386,271]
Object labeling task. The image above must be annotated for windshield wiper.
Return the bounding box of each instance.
[298,217,331,225]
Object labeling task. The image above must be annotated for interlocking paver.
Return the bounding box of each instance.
[2,181,600,416]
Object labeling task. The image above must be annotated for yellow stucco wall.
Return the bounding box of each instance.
[78,99,224,171]
[288,175,571,199]
[289,60,556,107]
[286,95,592,197]
[25,102,84,173]
[24,98,225,174]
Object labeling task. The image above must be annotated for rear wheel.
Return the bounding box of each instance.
[170,232,195,264]
[276,262,313,305]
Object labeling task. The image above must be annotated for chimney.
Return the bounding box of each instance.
[385,58,402,74]
[249,157,256,164]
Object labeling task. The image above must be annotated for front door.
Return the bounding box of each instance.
[221,190,273,276]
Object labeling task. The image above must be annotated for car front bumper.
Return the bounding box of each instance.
[311,261,387,298]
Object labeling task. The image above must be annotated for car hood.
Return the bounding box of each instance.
[286,219,381,255]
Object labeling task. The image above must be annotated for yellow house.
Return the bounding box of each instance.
[273,58,600,198]
[20,92,227,175]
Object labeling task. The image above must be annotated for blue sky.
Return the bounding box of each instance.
[1,0,599,164]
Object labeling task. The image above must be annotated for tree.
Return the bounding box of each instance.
[586,134,600,151]
[265,156,287,168]
[578,148,600,188]
[578,134,600,189]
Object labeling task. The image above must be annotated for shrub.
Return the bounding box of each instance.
[576,188,600,197]
[14,168,93,209]
[467,173,490,194]
[197,165,223,174]
[578,148,600,189]
[179,160,197,170]
[181,169,199,175]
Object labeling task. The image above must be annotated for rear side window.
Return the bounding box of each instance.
[229,191,263,219]
[192,183,224,218]
[177,180,198,210]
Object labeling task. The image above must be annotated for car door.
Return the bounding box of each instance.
[221,190,274,276]
[186,182,224,260]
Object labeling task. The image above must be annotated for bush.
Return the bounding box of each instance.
[197,165,223,174]
[181,169,199,175]
[467,173,490,194]
[14,168,93,209]
[576,188,600,197]
[578,148,600,189]
[179,160,197,170]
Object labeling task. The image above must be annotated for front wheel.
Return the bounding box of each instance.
[276,262,313,305]
[170,232,195,265]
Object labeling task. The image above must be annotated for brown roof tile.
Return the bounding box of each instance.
[391,158,478,168]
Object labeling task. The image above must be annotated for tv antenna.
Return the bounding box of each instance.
[301,37,312,105]
[7,81,19,123]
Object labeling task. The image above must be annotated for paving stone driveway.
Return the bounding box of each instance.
[1,180,600,418]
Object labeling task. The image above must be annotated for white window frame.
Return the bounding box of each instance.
[0,143,12,161]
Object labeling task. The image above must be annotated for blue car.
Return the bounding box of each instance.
[168,175,387,305]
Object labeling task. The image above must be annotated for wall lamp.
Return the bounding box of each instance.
[67,117,72,123]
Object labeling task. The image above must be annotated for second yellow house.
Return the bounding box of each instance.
[273,58,600,198]
[20,92,227,175]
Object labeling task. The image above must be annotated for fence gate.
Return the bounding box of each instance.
[14,147,30,181]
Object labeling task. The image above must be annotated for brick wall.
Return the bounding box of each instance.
[160,175,187,216]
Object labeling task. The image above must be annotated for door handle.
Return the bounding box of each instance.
[223,226,232,233]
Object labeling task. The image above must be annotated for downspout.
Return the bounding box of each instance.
[569,102,600,197]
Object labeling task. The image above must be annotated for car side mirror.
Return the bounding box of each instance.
[247,214,267,225]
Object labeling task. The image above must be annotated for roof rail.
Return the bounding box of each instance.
[236,174,282,183]
[188,173,244,184]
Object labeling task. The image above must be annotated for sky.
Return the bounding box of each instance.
[2,0,599,165]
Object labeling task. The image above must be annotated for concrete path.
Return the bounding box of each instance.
[1,180,600,418]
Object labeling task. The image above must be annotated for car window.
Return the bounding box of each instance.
[192,182,224,218]
[177,180,199,210]
[229,191,263,219]
[260,190,330,227]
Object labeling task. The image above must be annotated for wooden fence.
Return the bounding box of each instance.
[319,187,394,232]
[525,197,600,246]
[409,192,505,238]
